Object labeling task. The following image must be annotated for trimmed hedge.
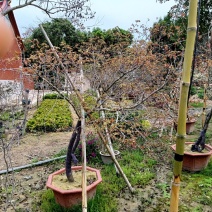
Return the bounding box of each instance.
[43,93,68,100]
[26,99,73,132]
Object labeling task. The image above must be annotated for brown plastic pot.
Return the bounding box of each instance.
[171,142,212,172]
[46,166,102,208]
[174,119,196,134]
[185,119,196,134]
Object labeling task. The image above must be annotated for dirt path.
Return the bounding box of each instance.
[0,131,71,170]
[0,101,80,171]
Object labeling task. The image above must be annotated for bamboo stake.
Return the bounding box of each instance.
[80,58,87,212]
[39,24,134,193]
[22,89,29,135]
[39,25,84,107]
[202,84,207,128]
[96,89,119,175]
[170,1,198,211]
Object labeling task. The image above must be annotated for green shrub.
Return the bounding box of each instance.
[190,86,197,96]
[26,99,72,132]
[197,88,204,99]
[70,93,99,119]
[190,102,204,108]
[0,111,23,121]
[189,86,204,99]
[0,111,10,121]
[43,93,68,100]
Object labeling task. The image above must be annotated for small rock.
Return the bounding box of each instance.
[34,183,42,190]
[19,194,26,203]
[23,176,33,181]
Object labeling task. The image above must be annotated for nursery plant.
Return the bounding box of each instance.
[36,146,157,212]
[33,24,166,198]
[191,108,212,152]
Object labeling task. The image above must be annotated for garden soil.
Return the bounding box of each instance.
[52,170,96,190]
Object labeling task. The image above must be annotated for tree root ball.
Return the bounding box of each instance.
[0,14,14,57]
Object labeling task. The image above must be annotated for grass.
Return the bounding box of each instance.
[53,148,67,158]
[190,102,204,108]
[179,161,212,211]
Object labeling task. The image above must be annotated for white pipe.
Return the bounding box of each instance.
[0,155,66,175]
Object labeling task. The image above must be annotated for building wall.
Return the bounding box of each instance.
[0,23,34,90]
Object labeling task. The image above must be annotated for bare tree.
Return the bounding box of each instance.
[2,0,94,21]
[27,28,175,148]
[0,81,24,211]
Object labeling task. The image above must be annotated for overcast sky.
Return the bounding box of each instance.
[12,0,176,36]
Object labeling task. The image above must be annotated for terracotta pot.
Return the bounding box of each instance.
[174,119,196,134]
[171,142,212,172]
[46,166,102,208]
[100,150,120,164]
[185,119,196,134]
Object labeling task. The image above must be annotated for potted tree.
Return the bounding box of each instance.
[44,113,103,208]
[171,108,212,172]
[46,166,102,208]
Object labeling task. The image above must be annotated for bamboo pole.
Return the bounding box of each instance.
[96,89,119,175]
[39,24,84,107]
[80,58,87,212]
[170,1,198,211]
[39,24,134,193]
[202,84,207,128]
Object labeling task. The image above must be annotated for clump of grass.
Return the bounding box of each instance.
[190,102,203,108]
[53,149,67,158]
[180,161,212,210]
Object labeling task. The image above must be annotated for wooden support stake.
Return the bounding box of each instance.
[96,89,119,175]
[80,58,87,212]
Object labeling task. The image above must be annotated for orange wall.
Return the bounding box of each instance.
[0,36,34,89]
